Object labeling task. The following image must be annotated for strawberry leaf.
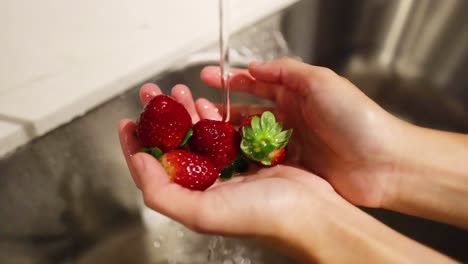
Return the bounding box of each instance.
[275,129,292,142]
[262,144,276,156]
[259,159,273,166]
[219,166,235,180]
[240,140,252,156]
[278,129,293,149]
[252,151,266,161]
[233,155,249,173]
[242,126,255,140]
[141,147,163,159]
[275,122,283,134]
[179,128,193,146]
[219,155,249,180]
[261,111,275,130]
[251,116,261,131]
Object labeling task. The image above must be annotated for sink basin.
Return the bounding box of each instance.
[1,0,467,263]
[284,0,468,132]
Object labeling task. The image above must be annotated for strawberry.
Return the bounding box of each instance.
[266,148,286,167]
[160,150,219,191]
[239,111,292,167]
[188,119,241,168]
[136,94,192,153]
[238,114,259,135]
[189,119,241,170]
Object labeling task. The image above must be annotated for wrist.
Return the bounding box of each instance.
[377,120,417,209]
[272,189,352,262]
[276,190,455,263]
[275,191,381,263]
[382,123,468,228]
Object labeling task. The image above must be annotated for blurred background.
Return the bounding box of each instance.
[1,0,467,263]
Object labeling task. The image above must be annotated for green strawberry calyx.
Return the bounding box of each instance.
[219,155,250,180]
[179,128,193,147]
[141,147,163,160]
[240,111,292,166]
[140,128,193,160]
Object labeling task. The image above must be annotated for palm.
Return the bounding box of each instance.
[271,90,317,165]
[198,165,332,235]
[272,86,391,206]
[200,62,397,207]
[118,82,336,237]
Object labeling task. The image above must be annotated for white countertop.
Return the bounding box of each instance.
[0,0,298,157]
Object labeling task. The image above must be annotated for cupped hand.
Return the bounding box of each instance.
[201,58,407,207]
[118,83,336,238]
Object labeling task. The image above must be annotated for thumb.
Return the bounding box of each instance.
[131,153,201,224]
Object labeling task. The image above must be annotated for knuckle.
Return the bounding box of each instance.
[303,67,338,90]
[340,75,354,85]
[277,56,295,65]
[316,66,337,78]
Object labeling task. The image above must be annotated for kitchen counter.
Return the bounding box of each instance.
[0,0,298,157]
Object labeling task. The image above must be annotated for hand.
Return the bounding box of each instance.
[118,83,336,238]
[201,58,406,207]
[117,80,457,264]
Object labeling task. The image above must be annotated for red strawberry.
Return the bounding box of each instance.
[136,94,192,153]
[238,114,260,135]
[266,148,286,167]
[189,119,241,169]
[160,150,219,191]
[239,111,292,167]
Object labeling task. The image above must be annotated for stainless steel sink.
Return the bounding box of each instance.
[1,0,467,263]
[284,0,468,132]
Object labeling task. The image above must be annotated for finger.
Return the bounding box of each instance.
[118,119,143,188]
[208,166,268,190]
[248,57,337,96]
[201,66,283,101]
[131,152,215,231]
[140,83,163,106]
[212,103,276,125]
[134,152,276,236]
[200,66,250,87]
[171,84,199,123]
[195,98,222,121]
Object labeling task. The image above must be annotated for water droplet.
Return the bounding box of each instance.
[233,256,244,264]
[222,249,232,255]
[153,240,161,248]
[208,237,219,250]
[176,230,184,238]
[234,245,246,255]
